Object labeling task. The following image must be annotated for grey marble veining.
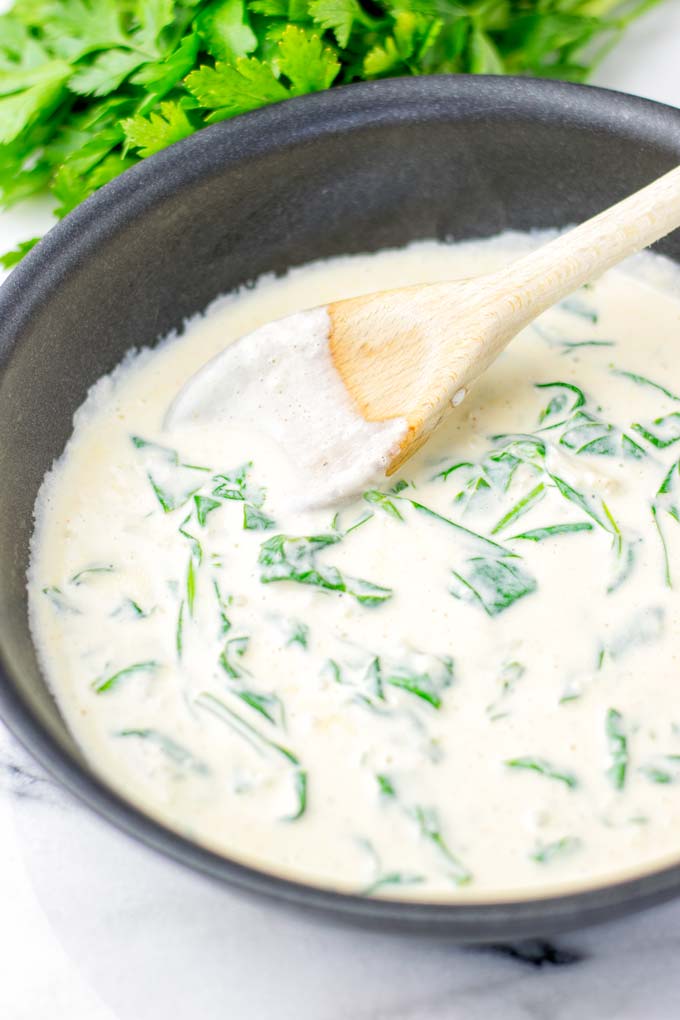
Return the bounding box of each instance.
[0,743,64,804]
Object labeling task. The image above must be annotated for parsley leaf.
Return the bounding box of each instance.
[135,0,178,51]
[277,24,340,93]
[0,236,39,267]
[0,60,71,144]
[68,49,148,97]
[185,54,288,120]
[195,0,258,61]
[34,0,130,62]
[308,0,366,48]
[122,99,195,156]
[0,0,663,261]
[132,33,201,113]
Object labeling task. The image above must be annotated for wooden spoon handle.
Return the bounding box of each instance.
[330,165,680,478]
[485,164,680,336]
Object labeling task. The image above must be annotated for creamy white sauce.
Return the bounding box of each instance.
[28,233,680,901]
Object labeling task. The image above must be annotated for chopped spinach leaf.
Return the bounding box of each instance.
[606,708,628,790]
[531,836,581,863]
[92,660,159,694]
[505,756,577,789]
[375,775,471,884]
[243,503,276,530]
[536,381,586,425]
[196,692,298,765]
[236,688,285,728]
[286,619,309,649]
[612,368,680,402]
[364,489,404,521]
[186,555,197,615]
[491,482,545,535]
[258,533,391,606]
[510,522,593,542]
[639,755,680,785]
[559,296,598,322]
[285,769,308,822]
[212,461,264,506]
[450,556,537,616]
[41,585,81,614]
[632,412,680,449]
[111,597,152,619]
[384,658,453,710]
[176,600,184,658]
[117,728,209,774]
[362,872,425,896]
[131,435,210,512]
[219,635,250,678]
[194,494,221,526]
[212,579,232,636]
[70,564,115,584]
[196,692,305,820]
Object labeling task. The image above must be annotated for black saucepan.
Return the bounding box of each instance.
[2,75,680,939]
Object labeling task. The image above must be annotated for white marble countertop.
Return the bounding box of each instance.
[4,7,680,1017]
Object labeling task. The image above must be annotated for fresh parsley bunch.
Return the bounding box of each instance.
[0,0,662,264]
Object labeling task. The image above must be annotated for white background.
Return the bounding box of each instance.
[2,4,680,1018]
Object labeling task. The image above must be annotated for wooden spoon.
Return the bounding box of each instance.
[328,166,680,472]
[168,166,680,497]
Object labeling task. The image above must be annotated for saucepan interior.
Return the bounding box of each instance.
[2,75,680,938]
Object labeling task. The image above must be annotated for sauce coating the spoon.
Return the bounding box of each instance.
[165,306,407,510]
